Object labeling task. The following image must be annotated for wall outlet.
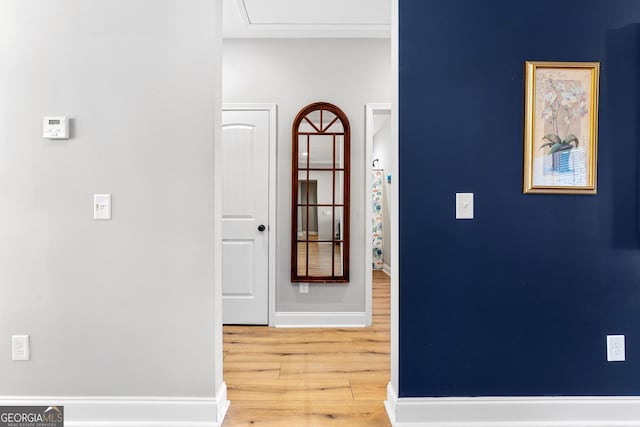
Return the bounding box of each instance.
[12,335,30,361]
[607,335,625,362]
[299,283,309,294]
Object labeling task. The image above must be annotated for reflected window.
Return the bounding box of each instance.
[292,102,350,283]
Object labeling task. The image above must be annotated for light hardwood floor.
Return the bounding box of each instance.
[296,241,343,276]
[222,270,391,427]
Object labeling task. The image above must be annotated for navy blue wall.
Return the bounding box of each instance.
[399,0,640,397]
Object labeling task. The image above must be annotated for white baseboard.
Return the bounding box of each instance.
[382,263,391,276]
[385,383,399,425]
[385,382,640,427]
[274,311,367,328]
[0,384,229,427]
[215,382,229,426]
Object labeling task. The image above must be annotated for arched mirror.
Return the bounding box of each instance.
[291,102,350,283]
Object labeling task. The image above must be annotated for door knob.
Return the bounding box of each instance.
[257,224,266,232]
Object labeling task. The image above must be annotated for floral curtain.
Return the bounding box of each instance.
[372,170,384,269]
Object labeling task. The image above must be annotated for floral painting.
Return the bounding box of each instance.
[523,62,599,194]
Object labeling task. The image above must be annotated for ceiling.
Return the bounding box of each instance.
[223,0,391,38]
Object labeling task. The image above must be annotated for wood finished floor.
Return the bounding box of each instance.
[296,241,343,276]
[222,270,391,427]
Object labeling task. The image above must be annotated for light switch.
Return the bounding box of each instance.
[94,194,112,220]
[456,193,474,219]
[607,335,625,362]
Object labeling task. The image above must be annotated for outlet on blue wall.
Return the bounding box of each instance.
[399,0,640,397]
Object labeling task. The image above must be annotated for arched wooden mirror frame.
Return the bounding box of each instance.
[291,102,350,283]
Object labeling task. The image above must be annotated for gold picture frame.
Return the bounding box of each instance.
[523,61,600,194]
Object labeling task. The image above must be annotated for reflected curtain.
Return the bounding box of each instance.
[372,170,384,269]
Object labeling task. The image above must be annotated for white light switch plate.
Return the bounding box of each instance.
[456,193,474,219]
[299,283,309,294]
[607,335,625,362]
[94,194,112,220]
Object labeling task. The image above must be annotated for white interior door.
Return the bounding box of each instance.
[222,109,270,324]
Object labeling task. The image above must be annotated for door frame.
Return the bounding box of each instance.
[222,103,277,326]
[365,103,392,327]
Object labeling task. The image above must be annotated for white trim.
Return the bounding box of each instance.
[221,103,277,327]
[385,382,399,426]
[273,311,367,328]
[0,396,224,427]
[215,382,229,426]
[390,0,400,397]
[212,3,225,423]
[382,263,391,276]
[224,0,390,39]
[223,24,390,39]
[365,102,392,330]
[384,385,640,426]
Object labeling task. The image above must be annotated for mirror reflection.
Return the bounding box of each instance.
[292,103,350,282]
[296,242,344,277]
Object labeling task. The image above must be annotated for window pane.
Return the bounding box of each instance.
[298,114,317,133]
[307,242,334,277]
[334,171,344,205]
[298,179,317,204]
[323,112,344,133]
[301,171,333,205]
[335,135,345,168]
[297,205,318,238]
[334,206,345,241]
[335,242,344,276]
[298,170,345,205]
[297,241,308,276]
[320,110,335,132]
[309,134,334,168]
[298,135,308,168]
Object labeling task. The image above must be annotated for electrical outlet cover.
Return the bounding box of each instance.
[12,335,30,361]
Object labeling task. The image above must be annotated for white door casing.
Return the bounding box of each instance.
[221,105,276,325]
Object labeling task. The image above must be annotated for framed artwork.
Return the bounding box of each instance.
[523,61,600,194]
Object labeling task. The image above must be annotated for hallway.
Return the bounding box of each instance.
[222,270,391,426]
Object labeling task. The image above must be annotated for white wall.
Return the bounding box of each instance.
[223,39,391,313]
[0,0,221,398]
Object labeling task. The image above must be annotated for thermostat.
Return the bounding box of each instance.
[43,116,69,139]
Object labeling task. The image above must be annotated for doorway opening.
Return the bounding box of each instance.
[365,103,393,327]
[217,1,400,423]
[370,107,392,276]
[298,180,318,238]
[220,104,394,425]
